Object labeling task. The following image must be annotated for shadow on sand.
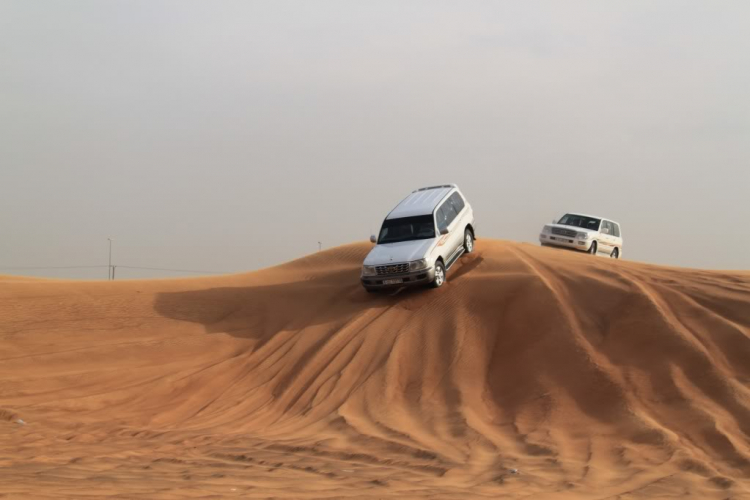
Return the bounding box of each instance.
[152,255,484,345]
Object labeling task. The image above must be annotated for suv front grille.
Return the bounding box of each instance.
[376,263,410,275]
[552,227,578,238]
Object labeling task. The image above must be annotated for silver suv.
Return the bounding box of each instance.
[361,184,476,292]
[539,213,623,258]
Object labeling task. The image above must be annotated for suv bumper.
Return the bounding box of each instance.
[361,267,436,290]
[539,233,593,251]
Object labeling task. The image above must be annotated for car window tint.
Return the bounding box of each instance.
[436,205,450,232]
[450,192,465,214]
[437,203,456,231]
[445,200,459,225]
[449,200,460,224]
[378,215,435,243]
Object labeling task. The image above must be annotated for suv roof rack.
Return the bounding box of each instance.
[413,184,457,193]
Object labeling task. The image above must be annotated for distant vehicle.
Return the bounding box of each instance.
[539,213,623,258]
[361,184,476,292]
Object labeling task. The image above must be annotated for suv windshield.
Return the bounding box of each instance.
[558,214,601,231]
[378,215,436,244]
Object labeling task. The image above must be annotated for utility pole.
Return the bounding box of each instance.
[318,241,321,252]
[107,238,113,280]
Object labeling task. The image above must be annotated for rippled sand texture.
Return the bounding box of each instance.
[1,240,749,499]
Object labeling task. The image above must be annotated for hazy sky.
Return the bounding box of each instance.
[1,1,749,279]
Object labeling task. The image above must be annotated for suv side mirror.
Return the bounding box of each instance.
[370,234,377,243]
[552,219,557,224]
[601,228,610,235]
[440,228,449,235]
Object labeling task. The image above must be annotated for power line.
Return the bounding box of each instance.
[0,265,109,270]
[115,265,227,275]
[0,264,227,275]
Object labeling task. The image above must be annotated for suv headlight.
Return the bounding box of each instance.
[362,265,377,276]
[409,259,428,271]
[577,232,590,239]
[542,226,551,234]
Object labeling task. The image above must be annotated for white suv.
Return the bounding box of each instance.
[361,184,476,292]
[539,213,623,258]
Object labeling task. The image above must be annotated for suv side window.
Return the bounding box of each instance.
[611,223,620,237]
[449,192,465,215]
[602,221,613,235]
[445,200,459,224]
[436,201,457,232]
[436,205,449,232]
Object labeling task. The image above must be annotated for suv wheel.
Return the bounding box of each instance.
[611,248,619,259]
[431,261,446,288]
[589,241,598,255]
[464,229,474,254]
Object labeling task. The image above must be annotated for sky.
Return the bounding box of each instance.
[1,1,749,279]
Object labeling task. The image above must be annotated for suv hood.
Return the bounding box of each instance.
[364,239,436,265]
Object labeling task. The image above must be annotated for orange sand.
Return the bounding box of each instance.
[1,240,749,499]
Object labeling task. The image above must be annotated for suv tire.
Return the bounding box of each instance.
[464,229,474,254]
[430,261,446,289]
[589,241,598,255]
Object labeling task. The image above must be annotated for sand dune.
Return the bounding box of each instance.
[1,240,749,499]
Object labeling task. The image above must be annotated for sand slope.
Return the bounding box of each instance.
[1,240,749,499]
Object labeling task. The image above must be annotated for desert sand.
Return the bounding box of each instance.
[1,240,749,499]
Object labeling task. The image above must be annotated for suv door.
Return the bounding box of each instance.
[595,221,608,254]
[436,200,461,259]
[612,222,622,245]
[601,221,617,254]
[448,192,467,230]
[610,222,622,251]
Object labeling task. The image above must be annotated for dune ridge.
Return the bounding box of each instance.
[1,240,749,499]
